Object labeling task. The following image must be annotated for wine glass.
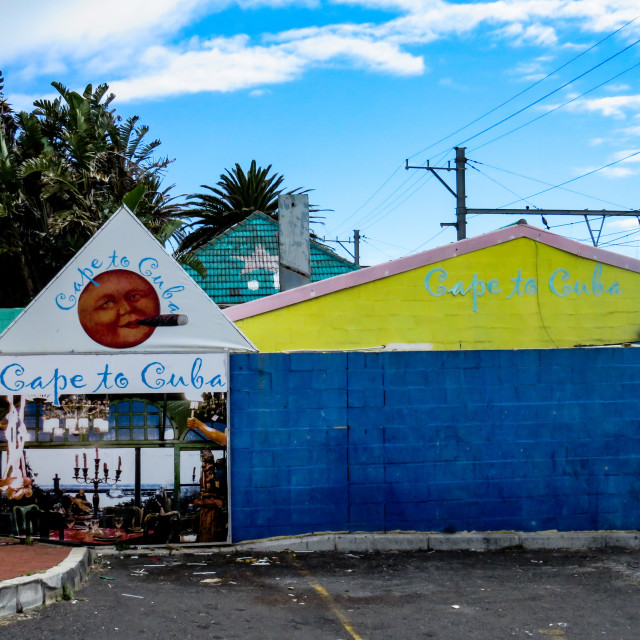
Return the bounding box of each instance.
[114,516,124,537]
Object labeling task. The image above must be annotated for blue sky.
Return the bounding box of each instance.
[3,1,640,266]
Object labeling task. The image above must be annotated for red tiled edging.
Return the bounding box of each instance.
[0,542,93,616]
[0,543,71,581]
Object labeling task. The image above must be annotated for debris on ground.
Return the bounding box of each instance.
[193,571,217,575]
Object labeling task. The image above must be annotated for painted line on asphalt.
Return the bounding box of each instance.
[308,581,367,640]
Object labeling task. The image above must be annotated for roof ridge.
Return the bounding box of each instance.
[195,210,271,251]
[225,222,640,321]
[196,211,358,268]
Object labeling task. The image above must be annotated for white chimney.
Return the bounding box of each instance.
[278,194,311,291]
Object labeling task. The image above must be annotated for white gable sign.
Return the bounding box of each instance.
[0,353,228,405]
[0,207,256,355]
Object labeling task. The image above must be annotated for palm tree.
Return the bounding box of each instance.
[22,82,178,236]
[0,73,187,305]
[178,161,317,253]
[0,75,51,300]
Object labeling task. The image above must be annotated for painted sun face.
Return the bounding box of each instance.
[77,270,160,349]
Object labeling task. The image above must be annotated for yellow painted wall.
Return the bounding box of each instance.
[234,238,640,352]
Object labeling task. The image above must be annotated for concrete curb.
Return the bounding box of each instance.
[4,530,635,616]
[96,530,640,558]
[0,547,94,617]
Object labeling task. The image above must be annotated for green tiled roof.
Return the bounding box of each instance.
[186,212,360,306]
[0,308,23,334]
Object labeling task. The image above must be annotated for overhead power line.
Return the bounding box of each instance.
[498,149,640,208]
[469,160,635,210]
[402,227,449,257]
[339,148,451,235]
[406,16,638,162]
[407,147,640,247]
[456,35,640,148]
[471,58,640,153]
[332,161,404,235]
[341,19,640,259]
[467,163,539,209]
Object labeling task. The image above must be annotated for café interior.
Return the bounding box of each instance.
[0,391,228,545]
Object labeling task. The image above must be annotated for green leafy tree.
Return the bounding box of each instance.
[179,160,319,253]
[0,73,187,305]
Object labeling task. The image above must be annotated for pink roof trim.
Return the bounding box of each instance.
[224,223,640,321]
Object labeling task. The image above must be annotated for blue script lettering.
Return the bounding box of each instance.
[92,364,129,393]
[141,358,226,392]
[0,364,78,404]
[424,267,495,312]
[549,264,621,298]
[55,258,104,310]
[138,258,185,312]
[506,269,537,299]
[106,250,130,269]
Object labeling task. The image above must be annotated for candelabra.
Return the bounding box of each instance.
[73,447,122,518]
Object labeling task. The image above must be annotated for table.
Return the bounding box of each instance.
[50,527,144,545]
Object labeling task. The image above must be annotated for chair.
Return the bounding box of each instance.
[12,504,39,536]
[37,511,65,540]
[143,511,180,543]
[0,511,13,536]
[101,506,142,530]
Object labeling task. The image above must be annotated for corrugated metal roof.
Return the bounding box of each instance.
[185,212,360,306]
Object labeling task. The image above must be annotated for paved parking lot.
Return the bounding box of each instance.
[2,547,640,639]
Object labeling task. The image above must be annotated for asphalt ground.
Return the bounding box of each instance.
[1,548,639,639]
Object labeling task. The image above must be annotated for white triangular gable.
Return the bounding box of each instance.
[0,207,256,354]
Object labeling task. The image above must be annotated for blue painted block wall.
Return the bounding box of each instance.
[229,349,640,542]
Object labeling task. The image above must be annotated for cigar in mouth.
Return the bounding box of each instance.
[136,314,189,327]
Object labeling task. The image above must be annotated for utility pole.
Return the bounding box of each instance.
[323,230,362,266]
[406,147,467,241]
[455,147,467,240]
[407,147,639,247]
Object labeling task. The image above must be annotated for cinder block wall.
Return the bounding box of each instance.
[229,349,640,542]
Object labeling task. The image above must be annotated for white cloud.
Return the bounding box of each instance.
[282,29,424,74]
[238,0,319,6]
[497,21,558,46]
[611,148,640,162]
[569,95,640,118]
[110,38,306,99]
[510,55,554,81]
[110,29,423,100]
[0,0,212,62]
[584,149,640,177]
[438,77,468,90]
[249,88,272,96]
[601,166,635,177]
[606,216,640,230]
[3,0,640,101]
[619,123,640,136]
[607,83,632,92]
[2,93,51,113]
